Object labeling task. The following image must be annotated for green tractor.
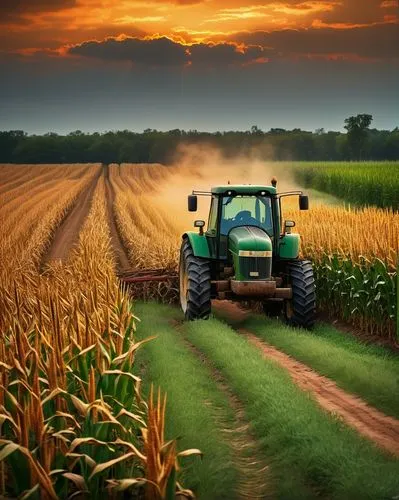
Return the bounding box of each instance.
[179,179,316,328]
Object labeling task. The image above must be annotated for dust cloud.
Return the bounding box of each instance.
[150,144,301,233]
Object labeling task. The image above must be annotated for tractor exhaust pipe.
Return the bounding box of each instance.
[271,177,277,188]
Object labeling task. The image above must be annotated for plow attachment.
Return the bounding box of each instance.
[118,268,179,303]
[118,268,178,284]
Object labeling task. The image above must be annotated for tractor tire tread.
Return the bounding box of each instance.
[181,238,211,320]
[285,260,316,329]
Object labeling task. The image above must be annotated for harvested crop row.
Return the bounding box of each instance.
[110,163,180,300]
[0,164,92,209]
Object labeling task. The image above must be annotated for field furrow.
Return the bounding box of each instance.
[42,165,101,263]
[104,164,131,271]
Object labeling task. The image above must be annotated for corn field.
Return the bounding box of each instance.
[1,160,398,497]
[286,199,398,338]
[293,161,399,210]
[0,165,197,499]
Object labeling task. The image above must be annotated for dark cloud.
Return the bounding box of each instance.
[232,23,399,60]
[69,36,266,67]
[0,0,77,24]
[0,0,76,14]
[70,37,188,66]
[188,43,266,65]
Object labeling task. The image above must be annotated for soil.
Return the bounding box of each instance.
[42,165,131,272]
[212,300,250,324]
[43,169,101,263]
[245,331,399,457]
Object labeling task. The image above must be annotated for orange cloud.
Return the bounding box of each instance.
[380,0,398,7]
[113,16,166,24]
[1,0,398,60]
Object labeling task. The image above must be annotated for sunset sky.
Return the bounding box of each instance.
[1,0,398,133]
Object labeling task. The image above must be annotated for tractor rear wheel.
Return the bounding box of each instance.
[179,238,211,320]
[284,260,316,329]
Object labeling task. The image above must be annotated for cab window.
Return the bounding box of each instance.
[220,195,273,235]
[207,196,218,234]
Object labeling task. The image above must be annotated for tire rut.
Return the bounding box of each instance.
[243,330,399,457]
[103,164,131,273]
[42,168,101,264]
[171,320,272,499]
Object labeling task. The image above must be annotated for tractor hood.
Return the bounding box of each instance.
[228,226,272,256]
[228,226,273,281]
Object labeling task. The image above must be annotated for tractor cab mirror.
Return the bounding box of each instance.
[284,220,295,234]
[188,194,198,212]
[299,194,309,211]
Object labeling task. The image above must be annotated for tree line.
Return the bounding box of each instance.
[1,115,398,164]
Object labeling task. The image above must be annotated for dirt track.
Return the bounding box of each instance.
[248,333,399,456]
[214,301,399,457]
[104,165,130,272]
[43,169,101,263]
[42,165,131,272]
[170,318,271,499]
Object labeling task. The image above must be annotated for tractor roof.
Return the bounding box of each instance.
[211,185,277,195]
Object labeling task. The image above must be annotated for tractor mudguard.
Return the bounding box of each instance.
[183,232,211,258]
[279,233,300,259]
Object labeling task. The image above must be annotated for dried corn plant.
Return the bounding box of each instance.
[0,164,101,290]
[110,164,180,302]
[0,170,196,498]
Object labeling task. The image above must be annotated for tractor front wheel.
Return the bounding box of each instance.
[284,260,316,329]
[179,238,211,320]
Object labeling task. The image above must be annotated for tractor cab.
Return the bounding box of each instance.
[180,179,316,328]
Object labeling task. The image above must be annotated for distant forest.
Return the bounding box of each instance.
[1,116,398,164]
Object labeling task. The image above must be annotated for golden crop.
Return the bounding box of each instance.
[0,165,194,498]
[286,205,399,270]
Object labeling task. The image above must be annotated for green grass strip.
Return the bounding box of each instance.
[225,312,399,420]
[184,316,399,500]
[134,302,239,499]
